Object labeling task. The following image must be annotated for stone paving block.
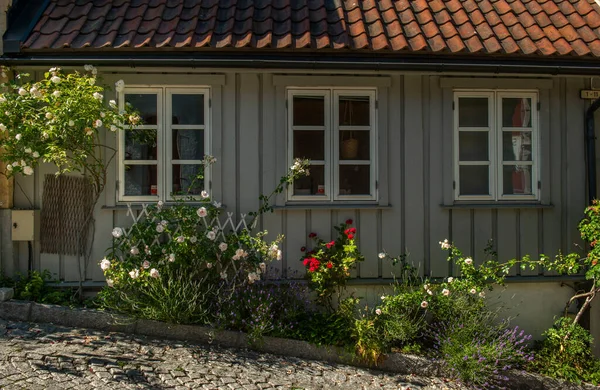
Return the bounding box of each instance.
[0,287,14,301]
[0,300,31,321]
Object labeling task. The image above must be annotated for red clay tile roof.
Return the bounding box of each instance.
[20,0,600,58]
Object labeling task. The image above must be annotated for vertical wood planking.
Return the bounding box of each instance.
[565,78,586,253]
[381,75,403,278]
[519,209,539,276]
[451,209,471,275]
[285,210,306,278]
[89,208,112,281]
[403,75,425,275]
[473,210,493,265]
[221,73,237,216]
[429,77,451,277]
[238,74,260,214]
[210,84,224,203]
[358,210,378,278]
[310,210,332,242]
[543,80,562,275]
[496,210,518,275]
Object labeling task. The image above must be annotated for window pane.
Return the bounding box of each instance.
[124,165,157,196]
[339,131,370,160]
[502,98,532,128]
[293,96,324,126]
[172,164,205,195]
[339,96,370,126]
[173,129,204,160]
[293,165,325,196]
[339,165,370,195]
[459,165,489,196]
[458,97,488,127]
[125,130,157,160]
[503,132,532,161]
[125,94,157,125]
[503,165,533,195]
[459,131,488,161]
[294,130,324,160]
[172,94,204,125]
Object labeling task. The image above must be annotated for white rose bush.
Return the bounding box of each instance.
[98,158,310,325]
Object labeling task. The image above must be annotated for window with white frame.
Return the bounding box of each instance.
[118,87,210,201]
[287,89,377,201]
[454,91,538,201]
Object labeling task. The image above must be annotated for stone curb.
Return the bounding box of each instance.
[0,300,597,390]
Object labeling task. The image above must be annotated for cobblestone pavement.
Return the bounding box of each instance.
[0,320,464,390]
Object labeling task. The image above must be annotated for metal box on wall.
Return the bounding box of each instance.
[11,210,40,241]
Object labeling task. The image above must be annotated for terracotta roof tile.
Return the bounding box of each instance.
[16,0,600,58]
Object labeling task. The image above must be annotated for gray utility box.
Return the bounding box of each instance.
[11,210,40,241]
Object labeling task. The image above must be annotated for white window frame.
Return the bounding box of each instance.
[453,90,539,201]
[287,88,378,202]
[118,86,211,202]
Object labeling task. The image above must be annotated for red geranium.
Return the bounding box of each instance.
[347,234,354,240]
[326,241,335,249]
[300,246,306,252]
[307,258,320,272]
[346,219,353,225]
[326,262,333,269]
[308,232,317,238]
[303,258,310,266]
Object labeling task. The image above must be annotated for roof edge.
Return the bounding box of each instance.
[3,52,600,76]
[3,0,49,54]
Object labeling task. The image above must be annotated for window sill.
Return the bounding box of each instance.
[440,202,553,210]
[102,203,225,211]
[274,204,392,210]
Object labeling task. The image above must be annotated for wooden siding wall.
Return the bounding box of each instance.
[11,71,587,282]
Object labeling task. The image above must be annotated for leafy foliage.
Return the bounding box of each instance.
[301,220,364,310]
[529,317,600,385]
[0,270,74,305]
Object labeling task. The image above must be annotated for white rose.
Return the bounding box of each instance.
[45,112,53,119]
[100,258,111,271]
[447,277,454,283]
[109,100,117,108]
[176,236,185,243]
[68,120,74,127]
[189,236,197,243]
[197,207,207,218]
[50,76,61,84]
[219,242,228,252]
[206,262,213,269]
[142,260,150,269]
[206,231,216,241]
[378,252,386,259]
[52,90,60,98]
[375,309,382,315]
[6,164,12,172]
[106,279,114,287]
[464,257,473,265]
[150,268,160,278]
[0,124,6,132]
[15,133,21,141]
[128,269,139,279]
[23,166,33,176]
[11,161,19,167]
[94,119,102,128]
[93,92,103,100]
[20,160,26,167]
[112,227,123,238]
[168,253,175,262]
[470,288,477,294]
[421,301,429,308]
[24,148,31,154]
[201,190,209,199]
[18,88,27,96]
[130,246,139,255]
[442,288,450,296]
[156,224,164,233]
[115,80,125,92]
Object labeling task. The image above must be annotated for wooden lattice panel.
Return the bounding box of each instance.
[40,175,94,255]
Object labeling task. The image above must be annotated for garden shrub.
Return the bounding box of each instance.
[1,270,74,305]
[301,220,364,310]
[530,317,600,385]
[214,274,311,344]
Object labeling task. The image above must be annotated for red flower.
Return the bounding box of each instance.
[344,228,350,235]
[300,246,306,252]
[308,232,317,238]
[307,258,321,272]
[326,262,333,269]
[347,234,354,240]
[346,219,353,225]
[326,241,335,249]
[349,227,356,234]
[303,258,310,266]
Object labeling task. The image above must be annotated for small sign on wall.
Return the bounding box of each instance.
[581,90,600,99]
